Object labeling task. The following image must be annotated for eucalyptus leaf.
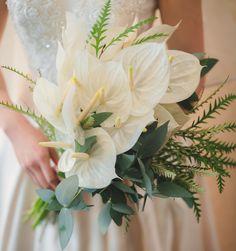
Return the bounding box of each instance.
[98,203,112,234]
[70,194,89,211]
[36,189,54,203]
[58,208,74,250]
[110,208,123,226]
[47,198,62,211]
[183,197,194,208]
[138,158,152,197]
[92,112,112,127]
[55,175,79,207]
[158,182,193,198]
[112,203,134,215]
[112,181,136,195]
[116,154,135,174]
[200,58,218,77]
[138,122,169,159]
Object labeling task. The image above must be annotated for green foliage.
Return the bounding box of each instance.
[75,136,97,153]
[1,65,36,86]
[137,121,169,159]
[36,189,55,203]
[104,16,157,50]
[0,101,55,140]
[89,0,112,57]
[191,93,236,128]
[98,202,112,234]
[132,32,167,45]
[200,58,219,77]
[58,208,74,250]
[55,175,79,207]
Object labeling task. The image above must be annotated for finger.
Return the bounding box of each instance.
[26,165,48,188]
[32,165,50,189]
[40,158,60,190]
[49,148,59,166]
[25,168,41,188]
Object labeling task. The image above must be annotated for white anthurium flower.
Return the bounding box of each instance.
[33,78,66,132]
[63,128,117,189]
[106,110,155,155]
[114,43,170,116]
[162,103,190,127]
[62,12,87,52]
[134,22,180,44]
[160,50,202,104]
[74,50,132,128]
[62,84,85,145]
[33,76,81,133]
[154,105,180,132]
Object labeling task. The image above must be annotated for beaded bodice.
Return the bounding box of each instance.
[7,0,158,81]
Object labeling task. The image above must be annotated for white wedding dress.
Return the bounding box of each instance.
[0,1,220,251]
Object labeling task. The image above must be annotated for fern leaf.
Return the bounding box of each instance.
[191,93,236,128]
[193,76,229,112]
[89,0,112,57]
[217,175,226,193]
[0,101,55,140]
[132,33,168,45]
[1,65,36,85]
[151,163,176,180]
[104,16,157,50]
[192,195,201,222]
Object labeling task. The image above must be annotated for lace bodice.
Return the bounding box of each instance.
[7,0,158,82]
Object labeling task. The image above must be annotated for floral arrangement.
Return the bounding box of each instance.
[1,0,236,249]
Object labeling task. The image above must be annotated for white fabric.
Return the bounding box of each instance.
[0,0,220,250]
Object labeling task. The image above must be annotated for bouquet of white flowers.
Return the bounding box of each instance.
[1,0,236,249]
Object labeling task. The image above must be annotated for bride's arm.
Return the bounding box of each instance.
[158,0,204,96]
[0,2,59,189]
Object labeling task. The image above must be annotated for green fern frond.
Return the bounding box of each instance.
[192,195,201,222]
[193,76,229,112]
[176,174,204,193]
[217,175,227,193]
[132,33,167,45]
[1,65,36,85]
[104,16,157,50]
[89,0,112,57]
[125,215,131,232]
[151,163,176,180]
[191,93,236,128]
[197,122,236,135]
[0,101,55,140]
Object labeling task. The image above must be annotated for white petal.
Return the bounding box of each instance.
[154,105,179,132]
[135,22,179,44]
[66,128,117,189]
[62,84,85,145]
[58,149,76,172]
[33,78,65,131]
[160,50,202,103]
[115,43,170,116]
[106,111,155,154]
[161,103,190,127]
[75,51,132,127]
[62,12,87,51]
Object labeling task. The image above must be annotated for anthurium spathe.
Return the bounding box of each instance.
[160,50,202,103]
[106,110,155,154]
[33,78,68,132]
[60,128,117,189]
[74,50,132,128]
[114,43,170,116]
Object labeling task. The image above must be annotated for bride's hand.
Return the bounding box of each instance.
[3,110,60,189]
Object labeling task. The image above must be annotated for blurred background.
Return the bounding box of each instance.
[0,0,235,250]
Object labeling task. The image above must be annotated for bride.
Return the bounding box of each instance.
[0,0,217,250]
